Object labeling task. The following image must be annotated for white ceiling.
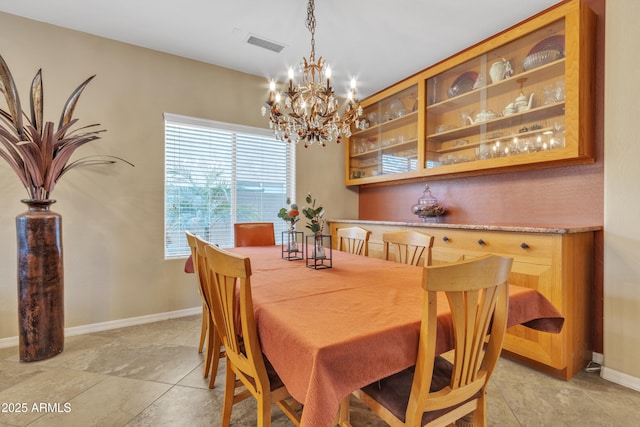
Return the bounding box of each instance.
[1,0,561,98]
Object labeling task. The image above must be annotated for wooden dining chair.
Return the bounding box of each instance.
[337,226,371,256]
[185,233,210,358]
[383,230,435,266]
[186,231,224,388]
[234,222,276,247]
[352,254,513,427]
[202,243,301,427]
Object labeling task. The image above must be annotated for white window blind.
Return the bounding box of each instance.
[164,113,295,258]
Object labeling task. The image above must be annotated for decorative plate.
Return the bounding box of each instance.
[447,71,479,98]
[528,34,565,56]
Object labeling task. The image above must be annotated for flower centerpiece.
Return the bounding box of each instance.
[302,193,327,260]
[302,192,324,235]
[278,198,301,255]
[277,198,300,231]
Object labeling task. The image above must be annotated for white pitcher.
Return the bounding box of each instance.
[490,61,505,84]
[489,58,511,84]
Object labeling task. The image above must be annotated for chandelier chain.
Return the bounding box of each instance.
[306,0,316,61]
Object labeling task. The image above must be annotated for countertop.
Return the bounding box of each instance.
[327,219,602,234]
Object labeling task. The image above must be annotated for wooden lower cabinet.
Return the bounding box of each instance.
[329,220,596,380]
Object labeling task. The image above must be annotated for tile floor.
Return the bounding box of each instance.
[0,315,639,426]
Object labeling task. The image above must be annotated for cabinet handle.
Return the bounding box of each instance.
[442,236,450,242]
[520,242,530,249]
[477,239,486,246]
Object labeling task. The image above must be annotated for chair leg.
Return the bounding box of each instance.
[470,393,487,426]
[203,315,214,379]
[198,303,207,353]
[455,414,475,427]
[256,394,272,427]
[221,362,235,427]
[208,321,222,389]
[338,396,351,426]
[455,394,486,427]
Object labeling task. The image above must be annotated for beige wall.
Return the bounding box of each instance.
[0,12,357,340]
[296,142,359,227]
[603,0,640,385]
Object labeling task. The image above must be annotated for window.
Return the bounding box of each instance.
[164,113,295,257]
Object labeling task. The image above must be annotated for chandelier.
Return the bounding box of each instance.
[261,0,362,147]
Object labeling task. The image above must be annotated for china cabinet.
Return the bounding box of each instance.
[346,78,423,184]
[329,219,598,380]
[345,0,595,186]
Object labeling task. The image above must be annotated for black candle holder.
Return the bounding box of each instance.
[281,230,304,260]
[305,234,332,269]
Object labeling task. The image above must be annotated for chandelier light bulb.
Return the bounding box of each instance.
[325,66,332,79]
[350,77,357,89]
[275,92,282,103]
[288,67,294,81]
[269,80,276,92]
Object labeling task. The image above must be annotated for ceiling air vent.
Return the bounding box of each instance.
[246,35,285,53]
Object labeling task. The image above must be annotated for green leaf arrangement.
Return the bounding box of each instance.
[302,192,324,234]
[0,53,132,201]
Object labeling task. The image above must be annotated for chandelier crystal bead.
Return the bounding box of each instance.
[261,0,362,148]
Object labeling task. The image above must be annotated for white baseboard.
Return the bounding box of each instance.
[592,351,604,365]
[601,366,640,392]
[591,352,640,392]
[0,337,18,348]
[0,307,201,349]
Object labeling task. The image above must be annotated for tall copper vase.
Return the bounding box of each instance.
[16,199,64,362]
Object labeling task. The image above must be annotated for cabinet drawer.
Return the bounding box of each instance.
[432,229,554,263]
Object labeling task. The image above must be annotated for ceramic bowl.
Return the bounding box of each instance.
[523,49,563,71]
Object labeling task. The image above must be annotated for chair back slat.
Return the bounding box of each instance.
[337,226,371,256]
[202,243,270,392]
[414,254,512,418]
[351,254,513,426]
[186,232,205,300]
[383,230,434,266]
[190,234,212,312]
[187,232,224,388]
[200,243,301,426]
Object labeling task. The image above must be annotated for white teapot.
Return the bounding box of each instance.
[515,92,535,112]
[503,102,516,116]
[467,110,499,124]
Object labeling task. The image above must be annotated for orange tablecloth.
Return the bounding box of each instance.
[218,246,563,427]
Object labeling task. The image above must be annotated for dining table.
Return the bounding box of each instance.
[187,245,564,427]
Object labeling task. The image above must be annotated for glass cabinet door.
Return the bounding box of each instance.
[344,0,594,186]
[347,83,419,183]
[425,19,567,171]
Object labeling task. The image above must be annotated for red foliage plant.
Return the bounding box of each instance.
[0,53,131,201]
